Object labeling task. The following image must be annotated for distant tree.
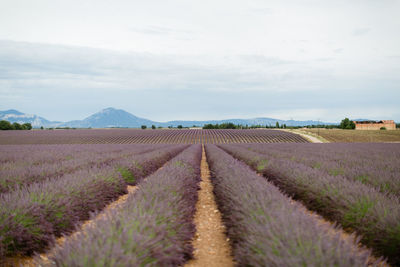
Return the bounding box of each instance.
[22,123,32,130]
[40,126,44,130]
[0,120,13,130]
[177,125,183,129]
[276,121,280,128]
[141,125,147,129]
[222,123,236,129]
[12,122,23,130]
[203,122,241,129]
[151,125,156,129]
[380,127,387,130]
[340,118,355,129]
[203,124,214,129]
[283,124,287,129]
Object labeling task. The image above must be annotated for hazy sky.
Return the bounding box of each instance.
[1,0,399,122]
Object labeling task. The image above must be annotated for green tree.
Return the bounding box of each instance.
[12,122,23,130]
[177,125,183,129]
[22,123,32,130]
[276,121,280,128]
[340,118,355,129]
[203,124,214,129]
[141,125,147,129]
[151,125,156,129]
[0,120,13,130]
[222,123,236,129]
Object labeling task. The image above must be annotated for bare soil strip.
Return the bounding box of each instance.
[185,146,234,267]
[281,129,326,143]
[4,185,137,267]
[297,129,330,143]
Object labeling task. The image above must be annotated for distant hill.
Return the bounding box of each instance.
[1,108,336,128]
[62,108,156,128]
[0,109,61,128]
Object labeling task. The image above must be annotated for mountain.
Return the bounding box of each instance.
[62,108,156,128]
[0,108,336,128]
[0,109,61,128]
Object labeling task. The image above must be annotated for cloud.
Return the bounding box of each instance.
[353,28,371,36]
[0,40,326,94]
[129,25,193,36]
[247,7,274,15]
[333,48,344,53]
[0,40,399,122]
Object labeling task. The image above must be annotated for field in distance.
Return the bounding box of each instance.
[298,128,400,143]
[0,129,307,145]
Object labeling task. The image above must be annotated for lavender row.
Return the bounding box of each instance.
[206,145,377,266]
[0,144,171,193]
[238,143,400,196]
[45,145,202,266]
[0,144,155,164]
[219,144,400,265]
[0,145,187,259]
[113,145,188,185]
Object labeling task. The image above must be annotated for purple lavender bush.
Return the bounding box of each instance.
[114,145,188,185]
[0,167,127,258]
[0,145,187,259]
[205,144,377,266]
[46,145,201,266]
[237,143,400,196]
[0,144,173,193]
[219,144,400,265]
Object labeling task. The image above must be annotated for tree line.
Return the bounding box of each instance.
[203,122,289,129]
[0,120,32,130]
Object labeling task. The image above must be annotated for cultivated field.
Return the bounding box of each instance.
[0,129,307,144]
[300,128,400,142]
[1,131,399,266]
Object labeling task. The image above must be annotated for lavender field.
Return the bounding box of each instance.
[0,144,187,259]
[219,143,400,265]
[0,139,399,266]
[0,128,307,144]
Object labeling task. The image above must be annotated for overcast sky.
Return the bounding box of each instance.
[1,0,399,122]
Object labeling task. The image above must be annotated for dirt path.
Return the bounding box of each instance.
[185,146,234,267]
[4,185,137,267]
[281,129,326,143]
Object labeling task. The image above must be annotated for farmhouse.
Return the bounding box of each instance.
[353,120,396,130]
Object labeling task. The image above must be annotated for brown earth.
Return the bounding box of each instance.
[300,128,400,143]
[185,146,234,267]
[281,129,326,143]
